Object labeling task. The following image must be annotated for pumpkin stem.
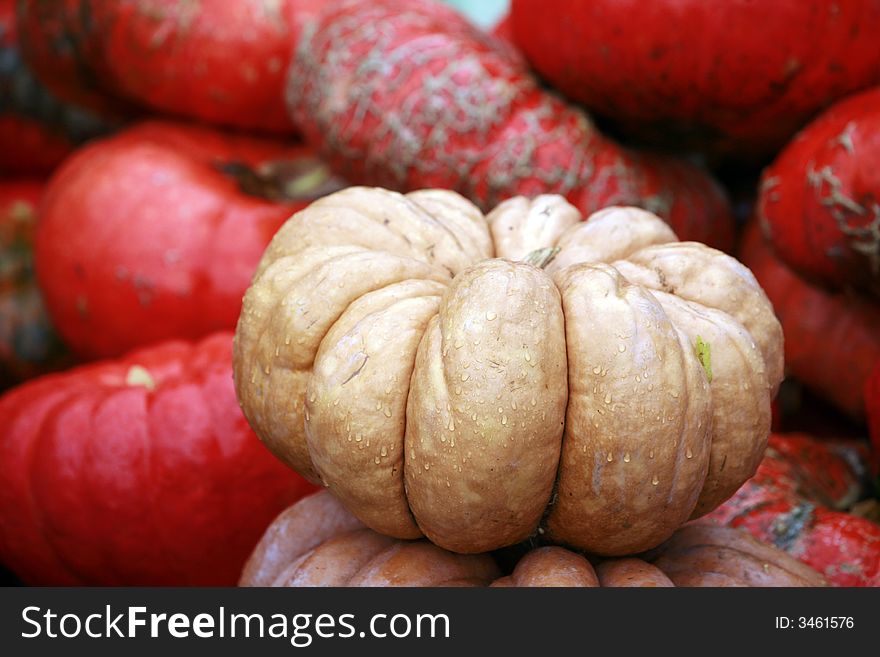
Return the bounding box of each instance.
[216,158,346,203]
[523,247,560,269]
[125,365,156,391]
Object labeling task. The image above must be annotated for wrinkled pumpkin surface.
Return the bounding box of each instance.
[243,492,824,588]
[234,188,783,555]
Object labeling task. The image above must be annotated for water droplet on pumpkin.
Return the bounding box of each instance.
[652,475,660,485]
[649,449,655,459]
[618,344,626,353]
[461,373,470,382]
[501,415,508,425]
[686,448,693,459]
[592,365,602,375]
[486,311,497,321]
[623,453,631,463]
[606,452,614,462]
[383,408,393,417]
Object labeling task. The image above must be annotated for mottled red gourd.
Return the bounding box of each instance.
[286,0,734,249]
[739,221,880,420]
[36,120,342,360]
[0,0,115,175]
[15,0,325,132]
[708,433,880,587]
[0,332,317,586]
[0,181,70,387]
[759,87,880,297]
[510,0,880,159]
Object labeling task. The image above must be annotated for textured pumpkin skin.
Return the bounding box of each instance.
[752,433,870,510]
[241,491,500,587]
[0,0,116,175]
[0,181,70,387]
[499,523,824,588]
[245,493,822,587]
[708,433,880,587]
[15,0,323,133]
[234,188,783,556]
[510,0,880,160]
[36,120,341,360]
[286,0,734,250]
[644,524,826,587]
[0,332,316,586]
[739,221,880,419]
[759,88,880,296]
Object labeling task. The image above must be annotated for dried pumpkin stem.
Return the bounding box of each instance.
[216,159,345,203]
[523,247,561,269]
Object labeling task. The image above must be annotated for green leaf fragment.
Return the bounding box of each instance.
[695,336,712,383]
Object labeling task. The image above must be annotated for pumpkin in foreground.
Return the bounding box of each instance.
[242,492,824,587]
[0,332,316,585]
[234,188,784,556]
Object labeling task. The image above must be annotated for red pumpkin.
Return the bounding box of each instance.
[287,0,735,250]
[759,87,880,297]
[35,120,343,360]
[866,361,880,473]
[0,331,317,585]
[510,0,880,159]
[739,221,880,419]
[0,181,70,387]
[708,433,880,587]
[753,434,869,511]
[0,0,117,175]
[15,0,324,133]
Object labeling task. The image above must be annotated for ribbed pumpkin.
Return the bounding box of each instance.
[244,492,825,588]
[234,188,783,556]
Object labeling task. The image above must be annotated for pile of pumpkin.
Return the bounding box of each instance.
[1,0,878,588]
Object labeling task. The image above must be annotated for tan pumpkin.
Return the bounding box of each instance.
[243,492,825,588]
[234,188,783,555]
[240,491,499,587]
[497,525,825,588]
